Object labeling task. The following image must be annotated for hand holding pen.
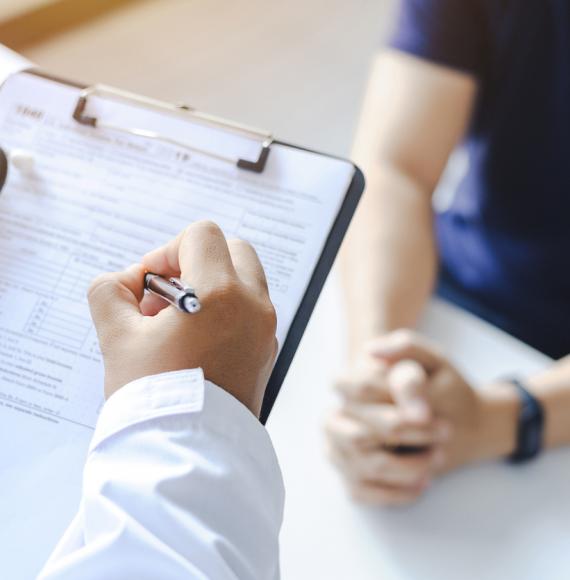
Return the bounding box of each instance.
[88,221,278,416]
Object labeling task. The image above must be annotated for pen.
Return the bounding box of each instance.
[144,273,202,314]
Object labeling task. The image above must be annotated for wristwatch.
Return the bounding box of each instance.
[507,378,545,464]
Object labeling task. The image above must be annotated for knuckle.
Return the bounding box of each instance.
[259,300,278,336]
[87,273,119,303]
[190,220,223,237]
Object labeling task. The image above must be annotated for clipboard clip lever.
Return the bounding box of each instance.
[73,84,272,173]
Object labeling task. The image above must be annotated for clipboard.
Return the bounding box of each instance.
[1,68,365,424]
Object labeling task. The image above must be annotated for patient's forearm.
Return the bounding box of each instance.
[340,162,437,359]
[475,357,570,463]
[340,51,476,362]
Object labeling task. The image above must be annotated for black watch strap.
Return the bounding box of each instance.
[507,378,544,464]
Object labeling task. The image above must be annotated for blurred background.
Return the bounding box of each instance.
[0,0,394,157]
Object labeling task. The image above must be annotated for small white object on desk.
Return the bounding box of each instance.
[10,149,35,173]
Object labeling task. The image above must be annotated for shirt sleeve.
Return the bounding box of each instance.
[388,0,489,76]
[37,369,284,580]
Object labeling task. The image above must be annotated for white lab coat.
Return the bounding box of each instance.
[37,369,284,580]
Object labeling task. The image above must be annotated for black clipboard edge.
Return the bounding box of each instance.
[260,154,364,424]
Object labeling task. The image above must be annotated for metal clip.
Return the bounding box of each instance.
[169,277,196,296]
[72,84,272,173]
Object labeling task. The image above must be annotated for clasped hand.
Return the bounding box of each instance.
[326,330,489,506]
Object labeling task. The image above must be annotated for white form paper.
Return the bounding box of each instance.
[0,71,354,578]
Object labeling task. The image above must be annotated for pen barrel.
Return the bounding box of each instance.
[144,273,200,313]
[145,273,175,299]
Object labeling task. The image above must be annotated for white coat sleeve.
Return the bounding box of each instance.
[37,368,284,580]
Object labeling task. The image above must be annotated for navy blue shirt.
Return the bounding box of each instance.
[390,0,570,358]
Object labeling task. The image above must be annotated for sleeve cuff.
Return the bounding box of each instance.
[90,369,276,464]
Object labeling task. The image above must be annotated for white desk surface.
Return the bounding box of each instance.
[267,274,570,580]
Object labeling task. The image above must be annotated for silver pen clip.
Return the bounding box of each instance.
[169,277,196,295]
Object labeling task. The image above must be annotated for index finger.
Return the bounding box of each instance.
[367,330,445,372]
[343,402,440,447]
[142,221,235,286]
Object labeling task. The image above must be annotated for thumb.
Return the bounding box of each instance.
[387,359,432,423]
[88,263,145,334]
